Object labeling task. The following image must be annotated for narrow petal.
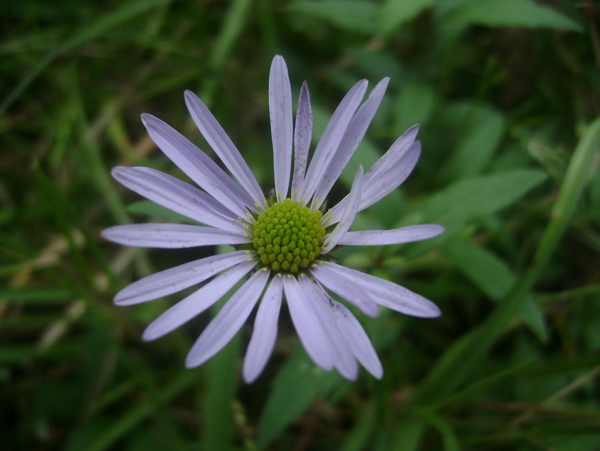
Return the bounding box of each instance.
[143,260,256,341]
[111,166,246,233]
[300,277,358,380]
[312,78,389,209]
[338,224,445,246]
[329,299,383,379]
[269,55,293,201]
[319,262,441,318]
[300,80,368,205]
[325,141,421,227]
[365,124,419,184]
[242,276,284,383]
[102,223,249,248]
[310,262,379,317]
[283,276,334,370]
[184,90,264,207]
[291,81,312,201]
[114,250,249,305]
[142,114,254,218]
[323,166,363,252]
[186,269,270,368]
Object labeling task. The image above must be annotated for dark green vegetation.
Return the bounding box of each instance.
[2,0,599,449]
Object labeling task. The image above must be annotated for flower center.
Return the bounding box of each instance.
[251,199,325,273]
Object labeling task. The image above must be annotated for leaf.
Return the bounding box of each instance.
[380,0,436,34]
[288,1,380,34]
[395,81,438,134]
[450,0,582,32]
[444,103,506,180]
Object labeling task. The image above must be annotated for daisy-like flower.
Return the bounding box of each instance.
[103,55,443,383]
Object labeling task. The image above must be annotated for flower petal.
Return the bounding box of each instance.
[102,223,249,248]
[111,166,245,233]
[142,114,254,218]
[300,80,368,205]
[184,90,265,207]
[291,81,312,201]
[338,224,445,246]
[142,260,256,341]
[310,262,379,317]
[242,275,284,383]
[323,166,363,252]
[114,250,249,305]
[357,141,421,212]
[185,269,270,368]
[283,275,334,370]
[301,277,358,380]
[319,262,441,318]
[365,124,419,184]
[269,55,293,201]
[329,299,382,379]
[312,78,389,209]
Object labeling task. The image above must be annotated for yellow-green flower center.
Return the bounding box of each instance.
[251,199,325,273]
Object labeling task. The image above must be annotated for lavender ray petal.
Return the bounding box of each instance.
[185,269,270,368]
[184,90,264,207]
[283,276,334,370]
[300,80,368,205]
[291,82,312,201]
[301,278,358,380]
[114,250,250,306]
[312,78,389,209]
[102,224,249,248]
[310,262,379,317]
[323,166,363,252]
[142,260,256,341]
[338,224,445,246]
[112,166,246,232]
[365,124,419,184]
[330,299,383,379]
[242,275,284,383]
[269,55,293,201]
[142,114,254,218]
[319,262,441,318]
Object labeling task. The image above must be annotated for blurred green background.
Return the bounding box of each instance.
[2,0,599,450]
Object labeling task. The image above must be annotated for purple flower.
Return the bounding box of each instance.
[103,56,443,382]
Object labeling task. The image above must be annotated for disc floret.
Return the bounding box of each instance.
[251,199,325,273]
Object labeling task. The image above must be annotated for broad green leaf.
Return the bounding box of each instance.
[450,0,582,32]
[395,81,438,133]
[444,104,506,180]
[288,1,380,34]
[380,0,436,34]
[443,240,547,341]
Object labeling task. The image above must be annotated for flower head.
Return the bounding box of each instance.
[103,56,443,382]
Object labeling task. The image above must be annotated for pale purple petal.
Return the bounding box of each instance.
[142,260,256,341]
[300,80,368,205]
[329,299,383,379]
[184,90,265,207]
[365,124,419,184]
[283,276,334,370]
[102,224,249,248]
[310,262,379,317]
[323,166,363,252]
[242,275,284,383]
[338,224,445,246]
[319,262,441,318]
[312,78,389,209]
[269,55,293,201]
[111,166,245,233]
[300,277,358,380]
[186,269,270,368]
[142,114,254,217]
[291,82,312,201]
[114,250,250,305]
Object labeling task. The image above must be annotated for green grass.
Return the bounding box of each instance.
[2,0,599,450]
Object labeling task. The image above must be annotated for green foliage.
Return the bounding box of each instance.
[2,0,598,450]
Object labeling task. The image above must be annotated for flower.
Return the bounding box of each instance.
[103,55,443,383]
